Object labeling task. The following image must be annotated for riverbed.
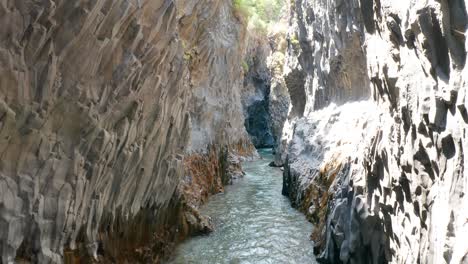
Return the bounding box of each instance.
[168,149,317,264]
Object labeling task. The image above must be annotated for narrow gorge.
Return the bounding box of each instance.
[0,0,466,263]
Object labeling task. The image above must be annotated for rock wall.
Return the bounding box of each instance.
[241,16,291,151]
[181,0,251,152]
[0,0,253,263]
[267,22,292,165]
[241,35,275,148]
[282,0,467,263]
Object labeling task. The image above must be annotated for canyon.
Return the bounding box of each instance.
[0,0,467,263]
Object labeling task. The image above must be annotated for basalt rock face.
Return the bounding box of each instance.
[0,0,252,263]
[267,24,291,166]
[241,36,275,148]
[282,0,467,263]
[183,1,251,152]
[241,21,291,154]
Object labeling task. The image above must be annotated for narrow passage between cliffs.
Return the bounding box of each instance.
[168,149,317,263]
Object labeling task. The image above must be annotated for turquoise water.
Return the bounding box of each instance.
[168,149,316,264]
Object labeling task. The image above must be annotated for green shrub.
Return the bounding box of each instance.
[250,15,268,34]
[290,0,295,9]
[232,0,285,30]
[291,35,300,46]
[255,0,284,24]
[183,52,191,61]
[242,60,249,72]
[233,0,252,21]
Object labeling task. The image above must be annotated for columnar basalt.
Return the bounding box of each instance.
[282,0,467,263]
[0,0,254,263]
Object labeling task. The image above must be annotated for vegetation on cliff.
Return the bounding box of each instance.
[233,0,285,33]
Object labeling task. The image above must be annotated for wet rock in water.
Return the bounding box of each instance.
[183,206,214,235]
[227,152,248,182]
[269,161,283,168]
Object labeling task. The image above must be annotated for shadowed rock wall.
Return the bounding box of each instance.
[241,38,275,148]
[241,18,291,151]
[0,0,253,262]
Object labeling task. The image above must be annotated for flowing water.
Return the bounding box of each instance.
[168,149,317,264]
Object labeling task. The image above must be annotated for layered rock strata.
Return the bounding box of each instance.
[282,0,468,263]
[0,0,253,263]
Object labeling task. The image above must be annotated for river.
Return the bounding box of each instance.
[168,149,317,264]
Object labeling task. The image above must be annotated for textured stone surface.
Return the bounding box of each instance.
[240,34,275,148]
[267,23,291,166]
[282,0,468,263]
[241,19,291,153]
[0,0,253,262]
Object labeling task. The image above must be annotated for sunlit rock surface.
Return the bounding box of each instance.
[281,0,468,263]
[0,0,253,262]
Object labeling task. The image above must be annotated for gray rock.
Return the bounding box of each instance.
[0,0,254,262]
[281,0,468,263]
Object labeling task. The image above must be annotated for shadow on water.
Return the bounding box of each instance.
[168,149,317,264]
